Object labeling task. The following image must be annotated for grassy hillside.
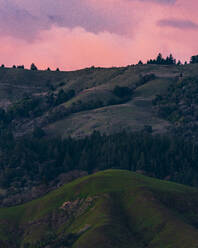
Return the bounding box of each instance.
[2,63,198,138]
[0,170,198,248]
[0,64,187,137]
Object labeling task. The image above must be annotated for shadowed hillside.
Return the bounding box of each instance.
[1,63,198,138]
[0,64,184,137]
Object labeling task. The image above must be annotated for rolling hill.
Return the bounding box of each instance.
[1,63,198,139]
[0,170,198,248]
[0,64,187,137]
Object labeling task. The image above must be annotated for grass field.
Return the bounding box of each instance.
[0,170,198,247]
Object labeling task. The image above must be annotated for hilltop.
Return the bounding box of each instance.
[0,169,198,248]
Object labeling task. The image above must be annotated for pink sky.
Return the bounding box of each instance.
[0,0,198,70]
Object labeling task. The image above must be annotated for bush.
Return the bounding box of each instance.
[113,86,133,98]
[17,65,24,69]
[33,127,45,138]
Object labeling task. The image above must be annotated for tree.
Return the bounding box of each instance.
[143,125,153,133]
[113,86,133,98]
[17,65,24,69]
[166,54,176,65]
[33,127,45,138]
[177,60,181,65]
[147,59,155,64]
[190,55,198,64]
[138,60,143,65]
[12,65,16,69]
[1,64,5,68]
[30,63,38,71]
[47,67,51,71]
[156,53,163,64]
[0,108,5,120]
[56,68,60,72]
[147,53,176,65]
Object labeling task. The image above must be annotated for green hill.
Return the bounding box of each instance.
[1,169,198,248]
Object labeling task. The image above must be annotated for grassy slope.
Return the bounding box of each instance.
[46,65,178,137]
[46,76,173,138]
[0,170,198,247]
[2,64,197,137]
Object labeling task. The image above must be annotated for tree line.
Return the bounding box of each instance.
[1,53,198,71]
[1,129,198,192]
[138,53,198,66]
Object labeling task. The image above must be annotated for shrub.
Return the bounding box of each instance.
[113,86,133,98]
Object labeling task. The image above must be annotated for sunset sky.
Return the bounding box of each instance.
[0,0,198,70]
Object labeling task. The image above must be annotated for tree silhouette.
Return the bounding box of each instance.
[190,55,198,64]
[31,63,38,71]
[156,53,163,64]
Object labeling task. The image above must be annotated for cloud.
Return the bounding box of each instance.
[0,0,137,40]
[0,26,138,70]
[1,21,198,71]
[135,0,176,4]
[0,0,198,69]
[158,19,198,30]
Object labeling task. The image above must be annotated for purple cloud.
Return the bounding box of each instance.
[158,18,198,30]
[128,0,176,4]
[0,0,134,40]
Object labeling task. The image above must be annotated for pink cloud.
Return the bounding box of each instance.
[0,0,198,69]
[0,27,135,70]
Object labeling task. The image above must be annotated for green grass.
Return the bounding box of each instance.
[0,170,198,247]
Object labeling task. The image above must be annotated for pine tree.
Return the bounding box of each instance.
[138,60,143,65]
[30,63,38,71]
[156,53,163,64]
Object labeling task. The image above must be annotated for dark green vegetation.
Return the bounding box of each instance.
[1,130,198,206]
[0,170,198,248]
[190,55,198,64]
[153,76,198,140]
[147,53,177,65]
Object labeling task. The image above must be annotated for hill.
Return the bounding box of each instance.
[1,63,198,139]
[0,64,185,137]
[1,63,198,207]
[0,169,198,248]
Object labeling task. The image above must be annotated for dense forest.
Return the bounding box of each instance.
[1,127,198,206]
